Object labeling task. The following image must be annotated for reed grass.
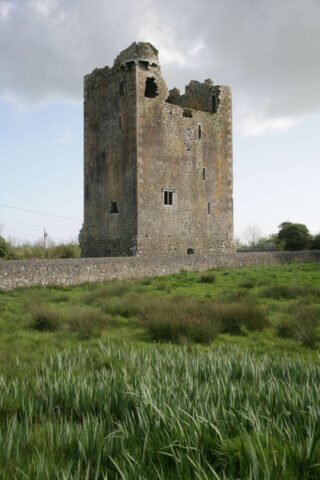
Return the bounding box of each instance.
[0,341,319,479]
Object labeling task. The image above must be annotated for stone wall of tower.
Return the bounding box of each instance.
[136,63,234,255]
[81,42,234,258]
[81,55,138,257]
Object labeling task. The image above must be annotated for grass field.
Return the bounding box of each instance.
[0,262,320,478]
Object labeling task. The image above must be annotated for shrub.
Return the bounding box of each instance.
[0,236,9,259]
[154,281,169,292]
[215,299,270,334]
[4,241,80,260]
[29,305,61,331]
[260,284,320,300]
[276,305,320,347]
[66,308,110,339]
[224,289,249,302]
[139,277,152,286]
[239,278,256,289]
[49,243,80,259]
[139,296,221,344]
[200,273,216,284]
[103,294,140,318]
[49,292,70,303]
[80,281,130,305]
[139,296,269,344]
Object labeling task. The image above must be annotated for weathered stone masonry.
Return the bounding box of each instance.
[1,251,320,291]
[81,42,234,257]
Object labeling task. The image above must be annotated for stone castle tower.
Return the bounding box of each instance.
[81,42,234,257]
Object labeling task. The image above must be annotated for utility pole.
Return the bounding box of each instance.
[44,229,48,249]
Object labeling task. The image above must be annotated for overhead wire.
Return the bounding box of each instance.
[0,203,82,221]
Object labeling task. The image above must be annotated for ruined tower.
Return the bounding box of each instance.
[81,42,234,257]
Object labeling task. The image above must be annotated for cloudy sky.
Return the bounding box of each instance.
[0,0,319,243]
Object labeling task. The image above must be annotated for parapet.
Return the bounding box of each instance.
[166,78,225,114]
[84,42,160,99]
[113,42,159,69]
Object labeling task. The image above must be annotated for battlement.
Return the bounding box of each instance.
[113,41,159,68]
[81,42,234,258]
[166,79,229,115]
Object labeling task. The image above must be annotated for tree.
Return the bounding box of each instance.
[0,235,9,259]
[254,234,279,251]
[311,234,320,250]
[277,222,311,251]
[241,224,263,248]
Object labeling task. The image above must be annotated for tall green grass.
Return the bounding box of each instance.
[0,340,319,479]
[139,295,269,343]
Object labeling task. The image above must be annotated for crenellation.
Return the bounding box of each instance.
[81,42,234,257]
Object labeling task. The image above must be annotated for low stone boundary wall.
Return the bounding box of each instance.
[1,251,320,291]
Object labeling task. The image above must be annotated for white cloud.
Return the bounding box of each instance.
[31,0,58,18]
[0,0,319,135]
[56,129,75,144]
[0,1,14,20]
[137,22,187,66]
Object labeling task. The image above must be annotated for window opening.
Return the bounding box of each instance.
[145,77,158,98]
[119,80,124,97]
[208,202,211,214]
[203,168,206,180]
[164,190,173,205]
[183,109,193,118]
[139,60,149,70]
[198,124,202,139]
[110,202,118,214]
[212,94,217,113]
[119,116,121,131]
[187,248,194,255]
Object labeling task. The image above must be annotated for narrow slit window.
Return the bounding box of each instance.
[208,202,211,214]
[119,80,124,97]
[119,116,121,131]
[110,202,118,214]
[203,168,206,180]
[198,124,202,139]
[212,94,217,113]
[164,190,173,205]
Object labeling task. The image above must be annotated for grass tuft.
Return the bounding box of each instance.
[239,278,256,289]
[200,273,216,283]
[139,296,269,343]
[260,284,320,300]
[66,308,111,339]
[80,281,130,305]
[29,304,61,331]
[276,305,320,347]
[139,296,221,344]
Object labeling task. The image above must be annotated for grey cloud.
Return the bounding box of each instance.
[0,0,319,133]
